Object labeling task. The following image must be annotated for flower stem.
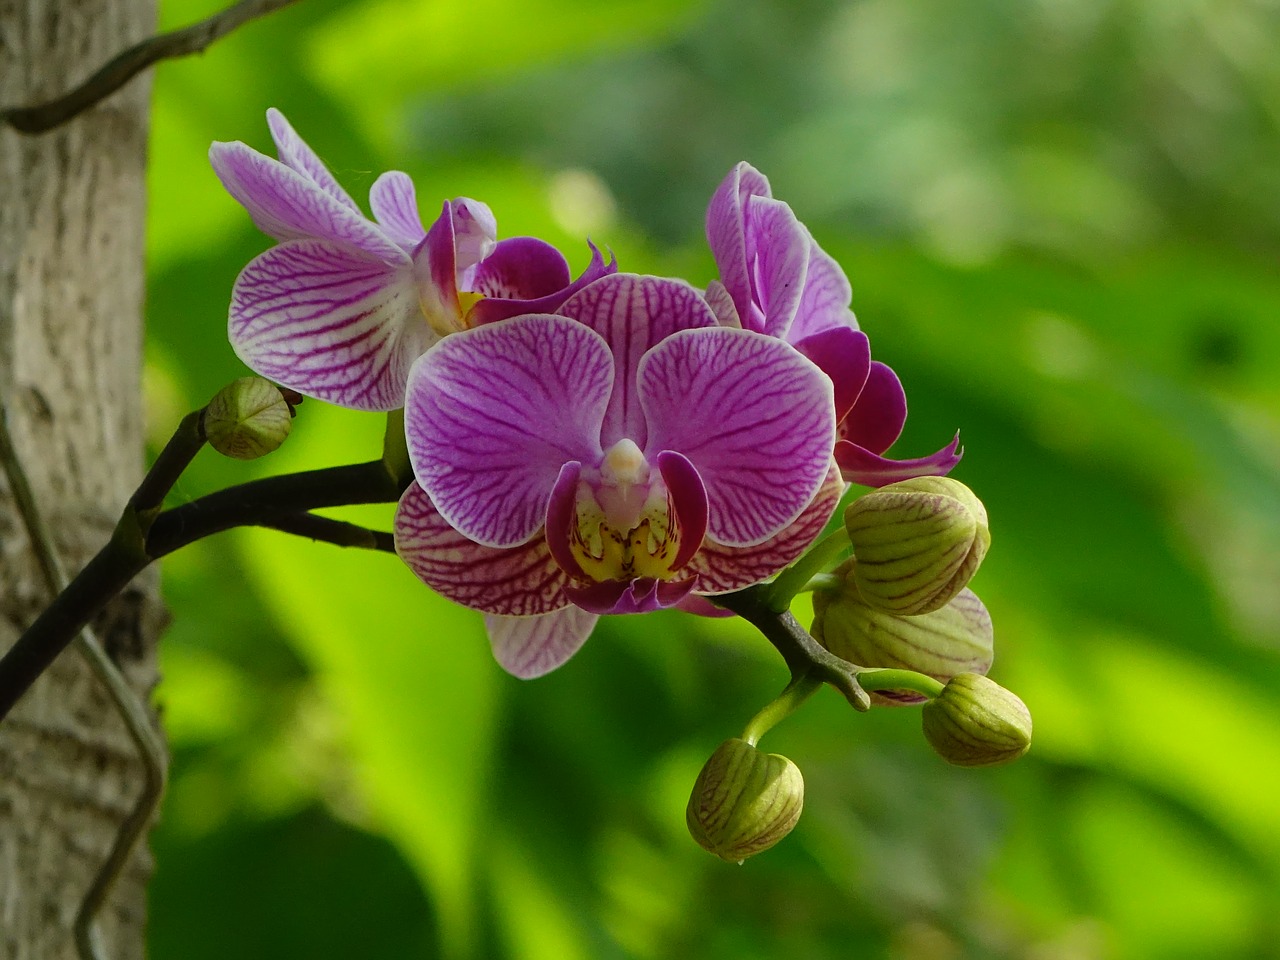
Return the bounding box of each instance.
[856,668,945,700]
[761,527,851,613]
[741,675,823,746]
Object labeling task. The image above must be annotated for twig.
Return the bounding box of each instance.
[0,404,168,960]
[0,0,303,135]
[254,512,397,553]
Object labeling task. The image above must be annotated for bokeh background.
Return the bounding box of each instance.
[142,0,1280,957]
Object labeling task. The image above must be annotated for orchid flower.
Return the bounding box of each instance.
[394,272,844,678]
[706,162,961,486]
[209,108,613,411]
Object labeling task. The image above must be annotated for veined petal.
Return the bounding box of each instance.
[468,237,571,299]
[559,273,718,449]
[416,202,463,331]
[657,450,708,572]
[835,434,963,488]
[484,607,599,679]
[688,462,844,593]
[703,280,741,328]
[794,326,871,424]
[265,108,360,214]
[210,141,407,264]
[394,482,570,616]
[841,360,906,454]
[640,327,836,547]
[743,195,810,339]
[706,162,772,329]
[563,577,696,615]
[370,171,427,250]
[468,242,617,327]
[404,314,611,548]
[229,239,430,411]
[790,240,857,342]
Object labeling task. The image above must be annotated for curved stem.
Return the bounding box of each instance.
[741,675,822,746]
[713,585,870,712]
[255,512,396,553]
[856,668,945,700]
[761,527,850,613]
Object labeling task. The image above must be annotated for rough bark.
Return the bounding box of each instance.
[0,0,162,957]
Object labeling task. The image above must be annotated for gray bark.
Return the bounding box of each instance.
[0,1,162,957]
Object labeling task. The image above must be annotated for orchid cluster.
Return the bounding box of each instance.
[209,110,1030,860]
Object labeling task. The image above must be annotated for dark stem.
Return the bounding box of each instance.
[130,409,206,518]
[255,512,396,553]
[713,586,871,711]
[1,0,303,134]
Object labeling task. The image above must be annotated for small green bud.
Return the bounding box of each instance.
[202,377,294,460]
[686,738,804,863]
[812,564,993,706]
[844,476,990,615]
[922,673,1032,767]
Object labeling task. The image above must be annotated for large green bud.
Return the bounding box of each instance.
[922,673,1032,767]
[844,476,990,615]
[202,377,295,460]
[812,563,993,706]
[686,739,804,863]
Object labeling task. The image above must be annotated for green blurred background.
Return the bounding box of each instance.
[142,0,1280,956]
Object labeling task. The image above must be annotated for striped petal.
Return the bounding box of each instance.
[370,171,427,250]
[706,161,773,330]
[484,607,599,679]
[210,141,406,264]
[688,462,844,593]
[265,108,360,214]
[836,434,963,488]
[558,273,718,449]
[743,195,809,339]
[394,482,569,616]
[228,239,430,411]
[640,327,836,547]
[790,240,857,343]
[404,314,611,548]
[469,242,617,327]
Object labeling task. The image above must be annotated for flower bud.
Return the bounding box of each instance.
[686,738,804,863]
[922,673,1032,767]
[202,377,294,460]
[844,476,989,615]
[812,565,993,706]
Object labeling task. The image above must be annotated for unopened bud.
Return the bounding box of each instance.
[202,377,293,460]
[844,476,989,615]
[813,565,993,706]
[922,673,1032,767]
[686,738,804,863]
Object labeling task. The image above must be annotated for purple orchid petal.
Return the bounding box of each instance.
[789,240,857,342]
[265,108,360,214]
[559,273,718,449]
[835,433,963,488]
[688,462,844,593]
[841,359,906,454]
[229,239,429,411]
[415,202,463,332]
[706,162,772,329]
[563,577,697,615]
[405,314,610,547]
[395,482,571,616]
[484,606,599,678]
[469,242,617,327]
[743,195,810,339]
[370,171,427,250]
[703,280,741,328]
[450,198,498,282]
[468,237,572,299]
[210,141,407,265]
[656,450,708,572]
[795,327,871,424]
[640,327,836,547]
[543,461,587,579]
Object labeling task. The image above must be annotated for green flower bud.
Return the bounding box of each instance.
[844,476,990,615]
[202,377,294,460]
[686,738,804,863]
[812,564,993,706]
[922,673,1032,767]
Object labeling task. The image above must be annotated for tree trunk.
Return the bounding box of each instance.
[0,0,162,957]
